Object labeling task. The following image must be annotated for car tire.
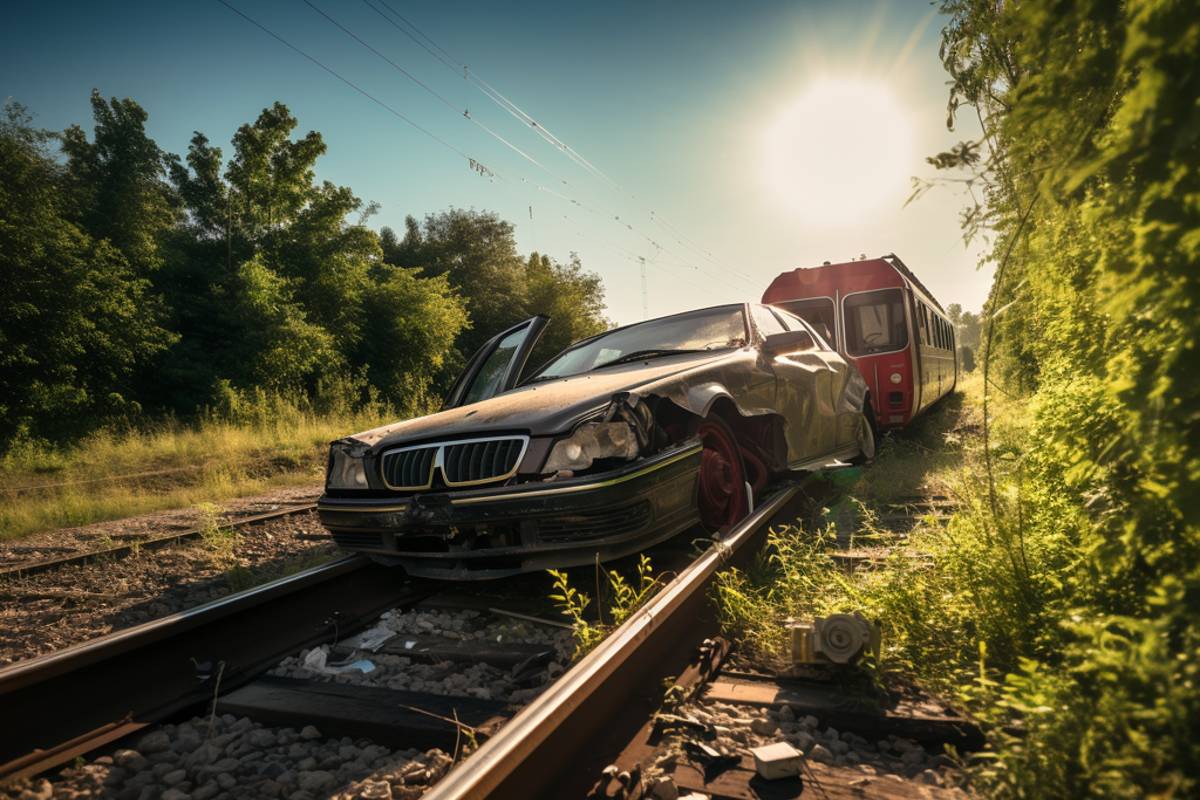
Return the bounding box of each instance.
[696,415,750,531]
[850,401,877,466]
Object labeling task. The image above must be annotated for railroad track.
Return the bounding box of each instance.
[0,554,424,782]
[2,477,969,798]
[0,480,807,791]
[0,502,319,578]
[422,483,977,799]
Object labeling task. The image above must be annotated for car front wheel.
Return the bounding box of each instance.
[696,416,749,530]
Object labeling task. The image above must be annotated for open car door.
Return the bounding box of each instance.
[442,315,549,410]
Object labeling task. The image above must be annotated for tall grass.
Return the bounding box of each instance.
[714,374,1197,796]
[0,377,421,540]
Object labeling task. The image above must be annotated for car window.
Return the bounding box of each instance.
[844,289,909,356]
[461,327,526,405]
[532,305,747,380]
[751,304,787,338]
[774,307,833,350]
[774,298,836,348]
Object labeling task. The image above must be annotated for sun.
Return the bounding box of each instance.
[761,78,915,227]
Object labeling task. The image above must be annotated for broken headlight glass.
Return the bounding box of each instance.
[326,441,368,489]
[543,421,640,474]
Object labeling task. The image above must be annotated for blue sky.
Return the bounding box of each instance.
[3,0,990,325]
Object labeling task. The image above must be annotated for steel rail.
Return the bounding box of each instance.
[0,555,429,781]
[0,502,319,578]
[422,482,805,800]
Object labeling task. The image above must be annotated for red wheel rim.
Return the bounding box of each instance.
[697,420,748,529]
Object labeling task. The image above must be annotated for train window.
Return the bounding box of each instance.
[843,289,909,356]
[774,298,836,348]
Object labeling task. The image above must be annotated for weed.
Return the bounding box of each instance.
[197,502,238,566]
[548,554,662,660]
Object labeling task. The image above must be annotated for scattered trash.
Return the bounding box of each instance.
[683,740,739,780]
[303,646,376,675]
[751,741,803,780]
[339,624,396,653]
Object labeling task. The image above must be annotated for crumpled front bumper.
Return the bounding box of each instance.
[316,440,703,579]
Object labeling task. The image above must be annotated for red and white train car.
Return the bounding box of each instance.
[762,254,956,430]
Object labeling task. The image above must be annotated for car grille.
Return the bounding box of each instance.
[380,436,527,491]
[443,438,525,486]
[381,446,437,490]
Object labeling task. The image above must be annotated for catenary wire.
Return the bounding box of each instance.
[362,0,757,284]
[215,0,750,296]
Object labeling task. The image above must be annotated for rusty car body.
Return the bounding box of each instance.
[317,303,873,578]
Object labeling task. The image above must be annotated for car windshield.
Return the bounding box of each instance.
[529,305,747,381]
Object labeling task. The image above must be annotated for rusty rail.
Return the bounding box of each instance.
[423,482,806,800]
[0,556,429,781]
[0,502,319,578]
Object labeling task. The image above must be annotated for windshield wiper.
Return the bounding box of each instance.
[593,348,707,370]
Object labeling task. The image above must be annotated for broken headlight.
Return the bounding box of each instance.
[543,421,640,474]
[326,441,368,489]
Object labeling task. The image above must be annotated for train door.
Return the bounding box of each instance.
[841,288,911,403]
[906,290,925,416]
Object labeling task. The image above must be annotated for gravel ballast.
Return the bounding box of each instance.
[1,715,454,800]
[0,508,336,666]
[638,698,972,798]
[270,606,575,704]
[1,599,577,798]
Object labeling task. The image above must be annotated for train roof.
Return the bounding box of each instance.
[881,253,945,314]
[763,253,946,315]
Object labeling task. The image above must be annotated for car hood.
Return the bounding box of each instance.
[349,349,741,449]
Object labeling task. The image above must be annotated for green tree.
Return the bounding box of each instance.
[356,267,468,411]
[0,102,174,444]
[165,103,467,410]
[382,211,609,378]
[60,90,179,275]
[386,209,527,358]
[523,251,609,371]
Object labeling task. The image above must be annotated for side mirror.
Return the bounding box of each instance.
[763,330,815,355]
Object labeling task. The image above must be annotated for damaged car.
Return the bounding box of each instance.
[317,302,874,578]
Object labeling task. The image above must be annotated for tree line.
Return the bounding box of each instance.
[0,92,608,451]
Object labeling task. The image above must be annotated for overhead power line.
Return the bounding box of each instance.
[216,0,751,297]
[363,0,612,185]
[362,0,757,285]
[302,0,559,182]
[298,1,748,294]
[215,0,491,174]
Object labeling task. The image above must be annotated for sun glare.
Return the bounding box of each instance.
[762,78,915,227]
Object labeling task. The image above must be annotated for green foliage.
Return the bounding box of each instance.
[547,568,606,660]
[548,555,661,660]
[381,211,609,388]
[866,1,1200,794]
[0,101,175,445]
[0,92,610,452]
